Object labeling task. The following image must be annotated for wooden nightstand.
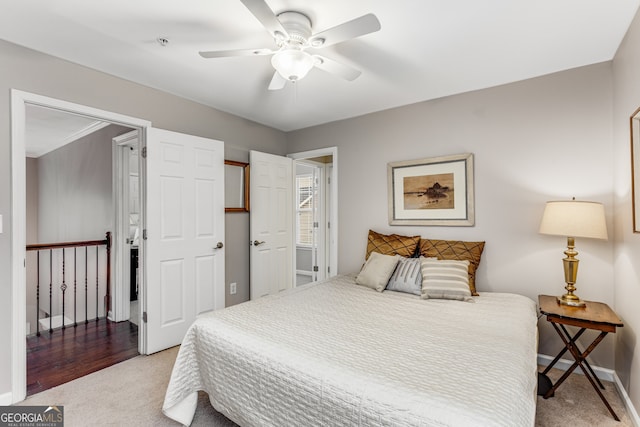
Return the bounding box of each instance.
[538,295,624,421]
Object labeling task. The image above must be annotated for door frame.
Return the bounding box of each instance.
[288,147,338,280]
[10,89,151,403]
[112,130,140,322]
[293,159,324,283]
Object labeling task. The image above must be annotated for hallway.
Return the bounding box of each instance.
[26,319,138,396]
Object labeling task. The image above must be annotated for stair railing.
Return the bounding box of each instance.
[26,232,111,336]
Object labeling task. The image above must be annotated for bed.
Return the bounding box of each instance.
[162,273,538,426]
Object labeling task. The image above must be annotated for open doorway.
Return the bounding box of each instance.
[289,148,338,286]
[24,104,140,395]
[11,90,152,402]
[112,130,141,327]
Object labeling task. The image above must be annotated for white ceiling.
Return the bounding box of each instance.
[25,105,108,158]
[3,0,639,132]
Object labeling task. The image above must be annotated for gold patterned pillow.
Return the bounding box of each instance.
[365,230,421,260]
[418,239,485,296]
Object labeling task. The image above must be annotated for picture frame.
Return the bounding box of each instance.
[224,160,250,213]
[388,153,474,226]
[631,107,640,232]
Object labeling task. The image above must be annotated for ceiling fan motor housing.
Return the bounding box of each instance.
[276,11,312,47]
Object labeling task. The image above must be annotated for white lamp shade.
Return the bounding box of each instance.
[271,49,314,82]
[539,200,608,240]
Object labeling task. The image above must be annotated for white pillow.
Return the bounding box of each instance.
[420,258,474,302]
[356,252,399,292]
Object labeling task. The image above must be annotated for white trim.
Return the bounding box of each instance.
[537,353,614,382]
[613,372,640,427]
[10,89,151,403]
[11,91,27,405]
[288,147,338,278]
[112,131,139,322]
[296,269,313,277]
[0,392,12,406]
[538,353,640,426]
[62,121,111,148]
[27,120,110,158]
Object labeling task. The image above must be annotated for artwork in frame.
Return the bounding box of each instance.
[388,153,474,226]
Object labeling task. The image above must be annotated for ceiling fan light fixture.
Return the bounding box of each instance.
[271,49,314,82]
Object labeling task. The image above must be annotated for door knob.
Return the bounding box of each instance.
[253,240,266,246]
[215,242,224,249]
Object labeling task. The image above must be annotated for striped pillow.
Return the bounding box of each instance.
[420,258,474,302]
[386,256,423,295]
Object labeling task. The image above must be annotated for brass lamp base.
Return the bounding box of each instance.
[557,236,586,308]
[557,293,586,307]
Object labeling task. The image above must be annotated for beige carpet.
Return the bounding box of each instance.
[536,367,632,427]
[16,346,633,426]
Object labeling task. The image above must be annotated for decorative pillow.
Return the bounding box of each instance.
[356,252,400,292]
[418,239,485,296]
[365,230,421,260]
[420,258,474,302]
[386,256,423,295]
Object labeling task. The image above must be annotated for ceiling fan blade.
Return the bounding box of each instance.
[199,48,274,59]
[309,14,381,48]
[239,0,289,40]
[313,55,361,81]
[268,71,287,90]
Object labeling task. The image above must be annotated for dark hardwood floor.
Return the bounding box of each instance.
[26,319,139,396]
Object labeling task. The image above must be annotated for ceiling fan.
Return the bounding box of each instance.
[199,0,381,90]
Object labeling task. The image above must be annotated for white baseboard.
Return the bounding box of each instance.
[537,354,615,382]
[613,372,640,427]
[295,270,313,277]
[0,391,12,405]
[538,353,640,427]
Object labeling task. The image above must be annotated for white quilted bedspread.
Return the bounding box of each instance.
[163,275,538,427]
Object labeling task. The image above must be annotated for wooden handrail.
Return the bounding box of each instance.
[27,235,110,251]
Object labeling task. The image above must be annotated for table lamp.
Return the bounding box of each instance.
[539,198,608,307]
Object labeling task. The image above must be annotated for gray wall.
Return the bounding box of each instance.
[223,145,252,306]
[612,7,640,413]
[0,39,286,398]
[37,124,128,243]
[288,63,616,369]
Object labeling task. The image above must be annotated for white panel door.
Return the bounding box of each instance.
[250,151,293,299]
[145,128,224,354]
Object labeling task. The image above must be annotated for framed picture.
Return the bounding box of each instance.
[388,153,474,226]
[631,107,640,232]
[224,160,250,212]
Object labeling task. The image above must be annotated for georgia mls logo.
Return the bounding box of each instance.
[0,405,64,427]
[44,406,62,416]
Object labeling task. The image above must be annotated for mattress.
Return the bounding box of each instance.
[163,274,538,426]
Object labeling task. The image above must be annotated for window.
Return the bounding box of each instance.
[296,174,314,246]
